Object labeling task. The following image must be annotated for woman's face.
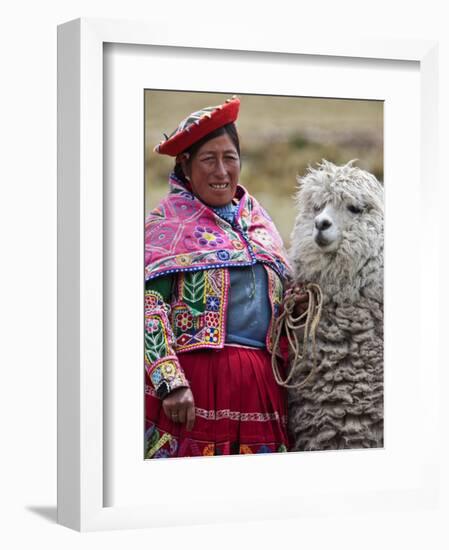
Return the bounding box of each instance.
[182,134,240,207]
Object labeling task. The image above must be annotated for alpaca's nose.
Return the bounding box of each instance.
[315,218,332,231]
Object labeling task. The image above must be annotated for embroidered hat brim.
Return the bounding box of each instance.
[154,97,240,156]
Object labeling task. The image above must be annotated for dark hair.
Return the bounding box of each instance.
[174,122,241,181]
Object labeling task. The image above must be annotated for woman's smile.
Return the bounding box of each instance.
[210,182,229,190]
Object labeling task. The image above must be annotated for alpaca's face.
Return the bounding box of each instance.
[312,201,364,252]
[289,161,384,285]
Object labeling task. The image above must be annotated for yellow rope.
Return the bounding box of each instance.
[271,283,323,390]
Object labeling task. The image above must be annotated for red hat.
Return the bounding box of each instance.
[154,96,240,156]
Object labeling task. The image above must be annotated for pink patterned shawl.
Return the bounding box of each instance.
[145,173,291,282]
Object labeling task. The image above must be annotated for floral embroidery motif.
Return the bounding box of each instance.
[153,223,176,249]
[148,359,188,394]
[193,226,225,247]
[170,196,196,217]
[231,239,244,250]
[145,290,166,312]
[175,311,193,331]
[144,313,170,364]
[175,254,192,266]
[206,295,220,311]
[150,367,163,385]
[145,318,159,333]
[160,361,176,378]
[217,249,230,261]
[205,327,219,343]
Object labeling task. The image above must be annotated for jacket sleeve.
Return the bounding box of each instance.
[145,275,190,398]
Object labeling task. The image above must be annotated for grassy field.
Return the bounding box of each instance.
[145,91,383,247]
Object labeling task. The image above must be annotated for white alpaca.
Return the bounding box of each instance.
[288,160,384,451]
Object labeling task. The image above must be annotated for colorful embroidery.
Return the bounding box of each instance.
[152,222,178,251]
[145,289,168,313]
[231,239,245,250]
[194,407,287,426]
[193,226,225,247]
[144,262,285,397]
[145,287,189,394]
[144,175,290,391]
[204,312,219,328]
[206,296,220,311]
[175,254,192,266]
[144,421,289,459]
[205,327,219,343]
[144,312,170,364]
[145,318,159,333]
[144,173,291,281]
[176,333,193,346]
[175,311,193,331]
[170,269,228,351]
[145,429,173,459]
[145,383,287,436]
[150,367,163,386]
[178,270,206,313]
[147,357,189,395]
[217,250,230,261]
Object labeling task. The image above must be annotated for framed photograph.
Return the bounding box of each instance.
[143,90,384,461]
[57,18,440,531]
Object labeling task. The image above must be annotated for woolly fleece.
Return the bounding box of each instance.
[288,160,384,451]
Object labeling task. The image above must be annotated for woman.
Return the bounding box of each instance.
[145,96,291,458]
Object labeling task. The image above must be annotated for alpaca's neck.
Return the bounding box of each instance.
[295,248,383,305]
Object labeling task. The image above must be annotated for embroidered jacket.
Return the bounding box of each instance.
[145,173,291,398]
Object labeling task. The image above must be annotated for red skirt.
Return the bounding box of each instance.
[145,345,289,458]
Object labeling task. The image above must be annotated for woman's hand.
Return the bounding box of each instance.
[162,387,196,431]
[292,286,309,318]
[285,283,309,318]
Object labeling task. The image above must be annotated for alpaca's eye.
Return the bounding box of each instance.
[347,204,363,214]
[313,204,323,212]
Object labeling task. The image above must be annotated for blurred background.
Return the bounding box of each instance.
[145,91,383,247]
